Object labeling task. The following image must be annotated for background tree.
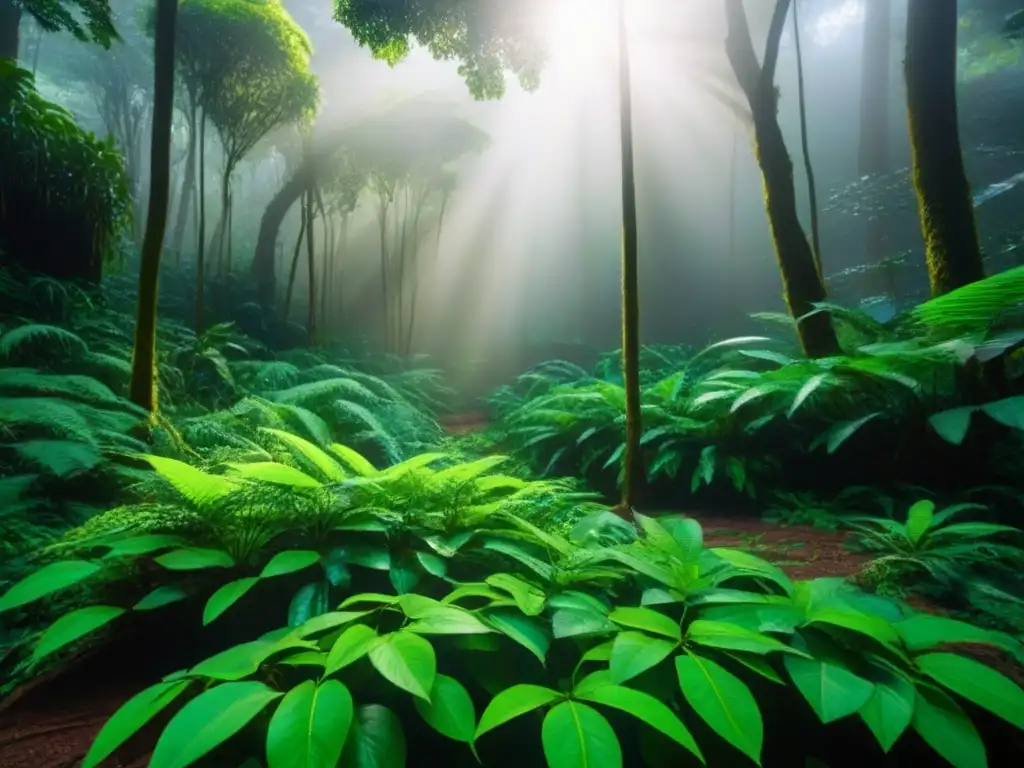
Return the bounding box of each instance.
[905,0,986,296]
[128,0,177,413]
[723,0,839,358]
[0,0,116,60]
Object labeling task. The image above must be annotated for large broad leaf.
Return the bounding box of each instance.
[266,679,354,768]
[675,653,763,765]
[894,614,1024,661]
[783,655,875,724]
[576,683,703,763]
[911,685,988,768]
[904,500,935,546]
[83,680,191,768]
[0,560,100,612]
[155,547,235,571]
[32,606,125,662]
[928,406,976,446]
[325,624,379,677]
[368,630,436,701]
[608,607,681,640]
[262,550,322,579]
[608,631,676,685]
[486,573,546,616]
[915,652,1024,730]
[484,608,551,664]
[476,684,563,740]
[413,674,477,743]
[686,620,800,656]
[542,701,622,768]
[340,704,406,768]
[149,682,283,768]
[203,578,259,625]
[858,666,915,752]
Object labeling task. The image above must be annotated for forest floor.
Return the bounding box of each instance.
[0,414,996,766]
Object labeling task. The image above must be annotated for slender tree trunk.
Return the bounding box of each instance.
[128,0,178,414]
[905,0,984,296]
[251,159,314,306]
[377,193,391,353]
[217,164,231,273]
[284,194,307,319]
[407,194,448,356]
[0,0,21,61]
[616,0,643,518]
[792,0,822,279]
[306,186,316,343]
[724,0,839,358]
[195,113,207,335]
[170,101,197,256]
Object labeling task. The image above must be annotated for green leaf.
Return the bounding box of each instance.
[542,701,622,768]
[262,550,321,579]
[406,605,494,635]
[266,679,353,768]
[675,652,763,765]
[0,560,100,612]
[296,611,369,639]
[915,652,1024,729]
[133,586,189,611]
[415,550,448,578]
[608,631,676,684]
[203,578,259,625]
[894,614,1024,659]
[685,620,799,656]
[190,636,307,681]
[553,607,618,639]
[389,553,421,595]
[32,605,125,662]
[486,573,546,616]
[576,684,704,763]
[912,685,988,768]
[289,581,330,627]
[858,667,915,752]
[476,684,563,739]
[608,607,681,640]
[141,454,237,506]
[368,630,436,700]
[783,655,875,724]
[413,673,476,743]
[149,682,283,768]
[788,374,828,418]
[485,608,551,664]
[103,534,188,558]
[928,406,976,445]
[155,547,235,571]
[325,624,379,677]
[340,704,406,768]
[904,500,935,545]
[83,680,191,768]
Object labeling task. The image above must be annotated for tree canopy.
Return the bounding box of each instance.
[333,0,548,99]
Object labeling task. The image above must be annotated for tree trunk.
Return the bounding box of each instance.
[0,0,21,61]
[169,101,197,257]
[905,0,985,297]
[195,113,207,334]
[251,159,314,306]
[128,0,177,414]
[792,0,822,279]
[617,0,644,518]
[724,0,839,359]
[305,186,316,344]
[284,194,307,319]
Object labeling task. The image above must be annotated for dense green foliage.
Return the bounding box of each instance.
[0,61,132,280]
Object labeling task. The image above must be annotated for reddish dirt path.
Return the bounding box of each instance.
[439,410,491,435]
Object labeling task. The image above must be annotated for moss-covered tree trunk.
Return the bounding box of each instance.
[0,0,20,61]
[129,0,178,414]
[617,0,644,518]
[724,0,839,359]
[905,0,985,297]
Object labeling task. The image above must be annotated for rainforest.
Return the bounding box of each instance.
[1,0,1024,766]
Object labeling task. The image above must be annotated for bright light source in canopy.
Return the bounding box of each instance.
[540,0,619,81]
